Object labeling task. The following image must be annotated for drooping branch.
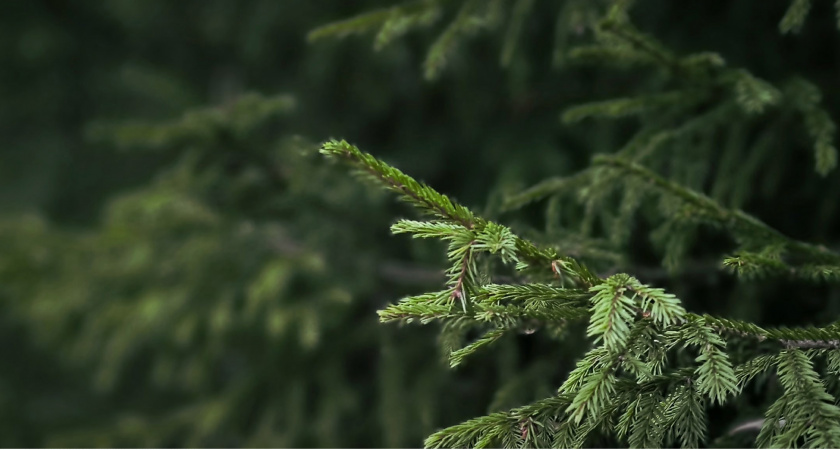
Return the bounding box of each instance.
[594,155,840,266]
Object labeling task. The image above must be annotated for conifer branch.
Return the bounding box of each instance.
[307,0,452,44]
[448,327,507,368]
[587,275,637,354]
[561,90,709,124]
[424,393,575,448]
[331,142,840,346]
[662,384,707,448]
[627,391,666,448]
[779,339,840,349]
[735,353,777,392]
[424,0,494,80]
[323,141,840,447]
[321,140,477,228]
[724,250,840,283]
[691,313,840,350]
[675,318,739,405]
[598,17,681,75]
[500,171,591,211]
[564,44,658,69]
[779,0,812,34]
[450,244,474,312]
[594,155,840,266]
[499,0,534,67]
[762,349,840,448]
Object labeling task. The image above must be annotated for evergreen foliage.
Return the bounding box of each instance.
[1,95,385,446]
[321,137,840,447]
[312,1,840,447]
[6,0,840,448]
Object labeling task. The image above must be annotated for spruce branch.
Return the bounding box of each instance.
[597,15,681,75]
[378,286,591,328]
[499,0,534,67]
[735,353,777,392]
[674,317,739,405]
[424,393,575,448]
[561,90,709,124]
[568,15,838,178]
[324,141,840,448]
[731,70,781,114]
[662,383,707,448]
[763,349,840,448]
[424,0,495,80]
[563,44,659,69]
[779,339,840,350]
[449,243,474,312]
[559,347,611,394]
[785,78,839,175]
[724,250,840,283]
[448,327,507,368]
[331,143,840,348]
[779,0,812,34]
[433,368,702,449]
[594,155,840,266]
[321,140,477,228]
[566,364,618,424]
[587,274,637,354]
[691,313,840,350]
[307,0,449,44]
[827,349,840,375]
[627,390,666,448]
[500,171,591,211]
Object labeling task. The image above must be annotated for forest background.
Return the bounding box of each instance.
[2,0,840,447]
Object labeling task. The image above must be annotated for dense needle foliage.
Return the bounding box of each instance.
[3,0,840,448]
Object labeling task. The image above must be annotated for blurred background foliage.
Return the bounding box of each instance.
[2,0,840,447]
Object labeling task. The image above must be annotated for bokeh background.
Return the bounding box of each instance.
[3,1,840,447]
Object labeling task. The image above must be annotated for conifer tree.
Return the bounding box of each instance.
[312,0,840,447]
[4,1,840,448]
